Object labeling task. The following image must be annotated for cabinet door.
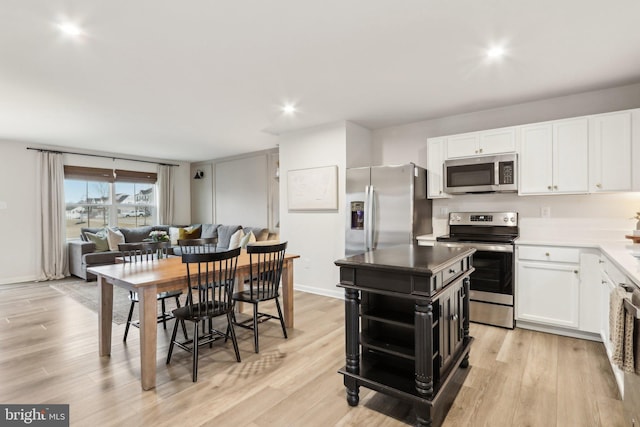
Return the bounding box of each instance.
[446,133,479,158]
[426,138,450,199]
[479,127,516,155]
[553,118,588,193]
[516,261,580,328]
[589,112,632,192]
[519,124,553,194]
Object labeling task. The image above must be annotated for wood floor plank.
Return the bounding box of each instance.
[0,281,628,427]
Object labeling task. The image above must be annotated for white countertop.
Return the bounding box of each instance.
[418,217,640,287]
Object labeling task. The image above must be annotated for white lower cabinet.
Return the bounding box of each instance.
[516,245,599,333]
[517,259,580,328]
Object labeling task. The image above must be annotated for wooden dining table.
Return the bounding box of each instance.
[87,250,299,390]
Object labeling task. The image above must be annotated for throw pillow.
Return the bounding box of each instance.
[184,225,202,239]
[106,227,125,251]
[169,227,182,245]
[85,231,110,252]
[228,229,245,250]
[240,231,256,249]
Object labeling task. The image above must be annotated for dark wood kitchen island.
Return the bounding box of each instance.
[335,244,475,427]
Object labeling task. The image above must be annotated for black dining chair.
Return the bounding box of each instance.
[177,237,218,254]
[166,248,242,382]
[231,242,288,353]
[118,242,187,342]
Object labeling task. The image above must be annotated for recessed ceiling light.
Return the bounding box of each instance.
[57,22,84,37]
[486,46,505,59]
[282,104,296,115]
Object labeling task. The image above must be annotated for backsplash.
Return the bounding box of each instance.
[430,191,640,241]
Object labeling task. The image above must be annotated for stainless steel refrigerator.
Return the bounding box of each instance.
[345,164,433,256]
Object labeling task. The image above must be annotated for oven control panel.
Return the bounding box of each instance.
[449,212,518,226]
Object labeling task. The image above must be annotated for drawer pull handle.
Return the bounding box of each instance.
[449,268,456,274]
[599,260,605,264]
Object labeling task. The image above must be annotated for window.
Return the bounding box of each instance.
[64,166,157,239]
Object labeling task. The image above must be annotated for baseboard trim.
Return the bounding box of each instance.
[293,284,344,300]
[0,274,41,285]
[516,320,602,342]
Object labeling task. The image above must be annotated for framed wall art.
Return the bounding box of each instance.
[287,165,338,211]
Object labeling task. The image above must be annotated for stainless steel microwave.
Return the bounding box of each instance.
[444,153,517,194]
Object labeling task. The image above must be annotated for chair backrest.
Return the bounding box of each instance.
[118,242,146,262]
[178,237,218,254]
[247,242,287,300]
[142,241,172,258]
[182,248,241,317]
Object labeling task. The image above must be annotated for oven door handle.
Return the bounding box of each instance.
[436,241,514,253]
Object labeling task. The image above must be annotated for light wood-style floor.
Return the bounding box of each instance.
[0,281,626,426]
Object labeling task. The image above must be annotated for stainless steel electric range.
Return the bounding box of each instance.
[436,211,518,329]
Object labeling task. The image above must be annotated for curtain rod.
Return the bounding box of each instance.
[26,147,179,167]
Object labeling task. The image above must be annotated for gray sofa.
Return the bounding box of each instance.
[68,223,277,281]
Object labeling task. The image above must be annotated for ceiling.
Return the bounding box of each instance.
[2,1,640,162]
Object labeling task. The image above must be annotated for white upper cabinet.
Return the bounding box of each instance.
[519,118,588,195]
[589,111,632,192]
[480,127,517,155]
[446,127,516,158]
[446,133,479,158]
[426,137,450,199]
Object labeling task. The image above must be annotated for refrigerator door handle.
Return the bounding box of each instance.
[369,185,376,251]
[364,185,371,252]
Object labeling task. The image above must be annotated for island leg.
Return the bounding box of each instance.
[414,301,434,397]
[414,404,433,427]
[344,287,360,406]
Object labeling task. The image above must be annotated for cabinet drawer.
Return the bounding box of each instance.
[517,246,580,263]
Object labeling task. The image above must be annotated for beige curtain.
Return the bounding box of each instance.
[157,165,174,225]
[36,151,68,280]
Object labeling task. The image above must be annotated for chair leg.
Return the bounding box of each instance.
[123,300,136,342]
[192,322,199,382]
[226,313,241,363]
[275,298,288,339]
[161,299,167,330]
[166,317,180,364]
[253,303,259,353]
[175,296,188,340]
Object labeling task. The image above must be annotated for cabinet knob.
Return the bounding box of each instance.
[449,268,456,274]
[599,260,605,264]
[545,252,550,257]
[596,183,602,189]
[479,148,483,153]
[475,150,478,154]
[554,185,558,190]
[574,270,578,274]
[547,185,552,190]
[450,314,459,321]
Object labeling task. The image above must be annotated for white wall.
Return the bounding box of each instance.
[0,140,191,284]
[215,154,268,227]
[372,82,640,168]
[191,148,278,229]
[278,122,348,298]
[0,141,38,284]
[190,163,214,224]
[372,83,640,235]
